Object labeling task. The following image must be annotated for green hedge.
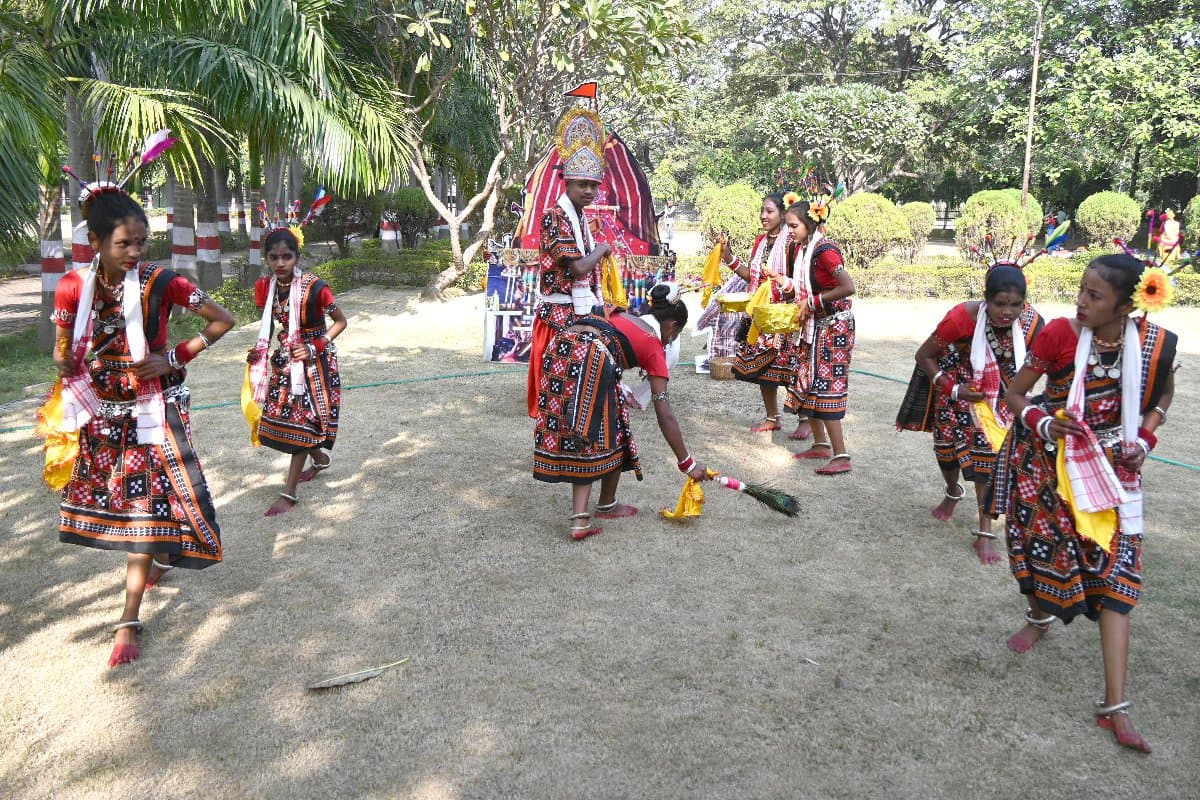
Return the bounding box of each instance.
[1185,196,1200,229]
[696,182,762,254]
[899,201,936,263]
[855,254,1200,306]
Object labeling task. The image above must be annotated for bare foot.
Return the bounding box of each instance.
[973,537,1003,565]
[792,443,832,460]
[1006,622,1049,654]
[265,494,298,517]
[1098,712,1152,754]
[932,483,965,522]
[595,503,638,519]
[788,419,812,440]
[750,418,781,433]
[299,452,331,483]
[108,624,141,667]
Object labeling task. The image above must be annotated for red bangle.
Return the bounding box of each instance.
[1137,427,1157,451]
[312,336,328,354]
[677,455,695,474]
[173,341,195,366]
[1022,407,1049,430]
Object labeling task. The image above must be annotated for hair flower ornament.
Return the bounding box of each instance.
[782,191,801,208]
[807,200,829,224]
[1132,267,1173,314]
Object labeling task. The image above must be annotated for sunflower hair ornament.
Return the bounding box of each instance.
[782,191,801,208]
[789,166,844,225]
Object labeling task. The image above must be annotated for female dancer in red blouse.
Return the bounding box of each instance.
[906,265,1044,563]
[727,193,805,434]
[249,228,348,517]
[52,187,234,667]
[533,284,710,539]
[993,254,1175,753]
[782,201,856,475]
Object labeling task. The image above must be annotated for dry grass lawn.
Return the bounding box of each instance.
[1,291,1198,799]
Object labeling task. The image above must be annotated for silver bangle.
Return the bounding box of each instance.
[651,390,669,403]
[1036,416,1053,441]
[1153,405,1167,424]
[1135,438,1151,457]
[950,384,960,402]
[165,348,182,370]
[197,332,212,349]
[306,343,317,360]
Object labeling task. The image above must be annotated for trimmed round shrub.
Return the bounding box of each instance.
[999,188,1044,235]
[1076,191,1140,246]
[955,189,1041,261]
[899,201,936,262]
[823,192,910,269]
[697,182,762,254]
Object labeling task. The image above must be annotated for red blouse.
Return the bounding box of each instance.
[53,265,204,350]
[254,276,335,312]
[932,302,977,343]
[611,313,668,378]
[538,205,600,297]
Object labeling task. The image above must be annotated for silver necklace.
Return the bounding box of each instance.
[1088,338,1122,380]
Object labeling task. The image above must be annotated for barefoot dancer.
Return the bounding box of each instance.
[991,254,1175,753]
[728,193,802,433]
[781,200,856,475]
[52,185,233,667]
[904,265,1043,564]
[533,284,711,539]
[249,228,347,516]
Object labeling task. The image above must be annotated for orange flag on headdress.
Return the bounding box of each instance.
[564,81,598,99]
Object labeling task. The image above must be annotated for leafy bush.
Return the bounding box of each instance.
[305,189,388,257]
[1076,191,1140,246]
[383,188,439,247]
[899,201,936,262]
[146,231,172,261]
[1184,195,1200,231]
[998,188,1043,235]
[823,192,910,269]
[955,189,1040,260]
[696,182,762,254]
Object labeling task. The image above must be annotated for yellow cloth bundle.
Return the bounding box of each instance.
[242,363,262,447]
[601,254,628,308]
[971,401,1008,452]
[701,242,723,307]
[742,281,774,343]
[34,380,79,490]
[660,477,705,519]
[1053,410,1117,554]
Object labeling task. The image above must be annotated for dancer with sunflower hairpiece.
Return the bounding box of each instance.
[990,254,1176,753]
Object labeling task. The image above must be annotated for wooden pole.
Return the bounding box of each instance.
[1020,1,1044,211]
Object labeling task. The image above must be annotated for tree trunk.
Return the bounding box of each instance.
[245,135,263,287]
[36,184,66,352]
[215,161,231,234]
[171,173,198,282]
[194,152,222,289]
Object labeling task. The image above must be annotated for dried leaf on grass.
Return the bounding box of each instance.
[307,657,410,690]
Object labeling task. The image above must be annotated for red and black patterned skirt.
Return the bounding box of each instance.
[533,329,642,484]
[59,356,221,569]
[258,344,341,454]
[999,431,1140,622]
[787,309,855,420]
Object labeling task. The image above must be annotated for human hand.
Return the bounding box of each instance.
[134,353,174,379]
[688,462,711,481]
[720,238,733,262]
[289,343,313,361]
[1119,444,1147,472]
[957,387,986,403]
[594,243,613,260]
[1046,415,1085,439]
